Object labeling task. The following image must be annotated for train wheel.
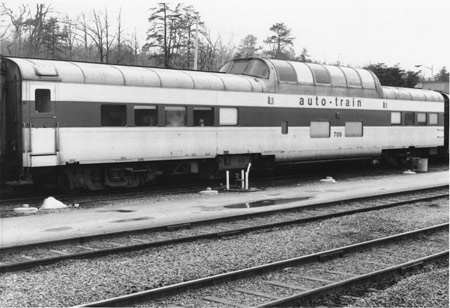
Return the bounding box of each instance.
[33,176,58,191]
[86,169,106,191]
[57,172,76,194]
[199,160,219,180]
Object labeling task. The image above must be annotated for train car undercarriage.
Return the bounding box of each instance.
[23,147,444,193]
[27,154,274,193]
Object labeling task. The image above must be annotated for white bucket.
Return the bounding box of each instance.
[410,157,421,169]
[417,158,428,172]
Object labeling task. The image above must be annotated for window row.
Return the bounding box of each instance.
[101,104,239,127]
[310,121,363,138]
[390,112,439,126]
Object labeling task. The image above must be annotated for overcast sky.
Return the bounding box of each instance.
[5,0,449,78]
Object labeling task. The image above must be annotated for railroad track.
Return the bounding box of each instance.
[0,181,208,211]
[1,187,447,273]
[78,223,449,307]
[3,162,445,210]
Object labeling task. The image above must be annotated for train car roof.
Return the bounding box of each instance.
[2,56,266,93]
[3,56,444,102]
[221,58,444,102]
[220,57,382,94]
[382,86,444,102]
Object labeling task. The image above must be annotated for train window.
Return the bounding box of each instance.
[310,121,330,138]
[429,113,438,125]
[290,62,314,84]
[417,112,427,126]
[345,122,363,137]
[219,108,238,126]
[35,89,52,113]
[271,60,297,82]
[391,112,402,125]
[308,63,331,84]
[340,67,362,87]
[194,107,214,126]
[229,61,248,75]
[355,69,376,89]
[245,59,269,79]
[219,61,232,73]
[101,104,127,126]
[405,112,415,125]
[134,106,158,126]
[327,66,347,87]
[165,106,186,127]
[281,121,288,134]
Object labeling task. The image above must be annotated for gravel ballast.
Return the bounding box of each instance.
[349,267,449,308]
[0,197,448,307]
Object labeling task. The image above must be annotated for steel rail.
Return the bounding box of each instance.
[2,185,447,252]
[256,250,449,308]
[76,223,449,307]
[0,191,447,273]
[1,191,447,274]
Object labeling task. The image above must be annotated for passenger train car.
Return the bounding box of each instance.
[0,56,448,191]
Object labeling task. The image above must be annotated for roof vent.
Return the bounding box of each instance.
[33,63,58,76]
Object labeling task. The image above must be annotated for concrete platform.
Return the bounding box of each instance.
[0,171,448,248]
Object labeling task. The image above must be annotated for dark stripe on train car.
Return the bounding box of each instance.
[22,100,444,128]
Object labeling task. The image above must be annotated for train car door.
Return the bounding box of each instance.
[3,74,23,181]
[27,83,59,168]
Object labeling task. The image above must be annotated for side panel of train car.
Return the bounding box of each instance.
[0,57,447,191]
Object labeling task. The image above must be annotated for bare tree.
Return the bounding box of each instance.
[59,16,79,60]
[197,31,235,71]
[144,3,184,68]
[130,28,141,65]
[115,8,123,63]
[0,2,237,69]
[0,4,11,52]
[80,8,117,63]
[90,9,105,62]
[24,4,53,57]
[1,3,27,55]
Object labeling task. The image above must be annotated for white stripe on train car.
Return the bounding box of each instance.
[23,81,444,113]
[22,126,444,167]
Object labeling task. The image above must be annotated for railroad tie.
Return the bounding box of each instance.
[203,296,247,308]
[265,280,310,291]
[290,274,335,284]
[341,295,362,301]
[49,249,70,255]
[20,255,35,260]
[74,245,97,251]
[324,269,356,277]
[351,258,392,267]
[105,241,124,247]
[234,287,281,300]
[132,238,150,244]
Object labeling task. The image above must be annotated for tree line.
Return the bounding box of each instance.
[0,2,447,87]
